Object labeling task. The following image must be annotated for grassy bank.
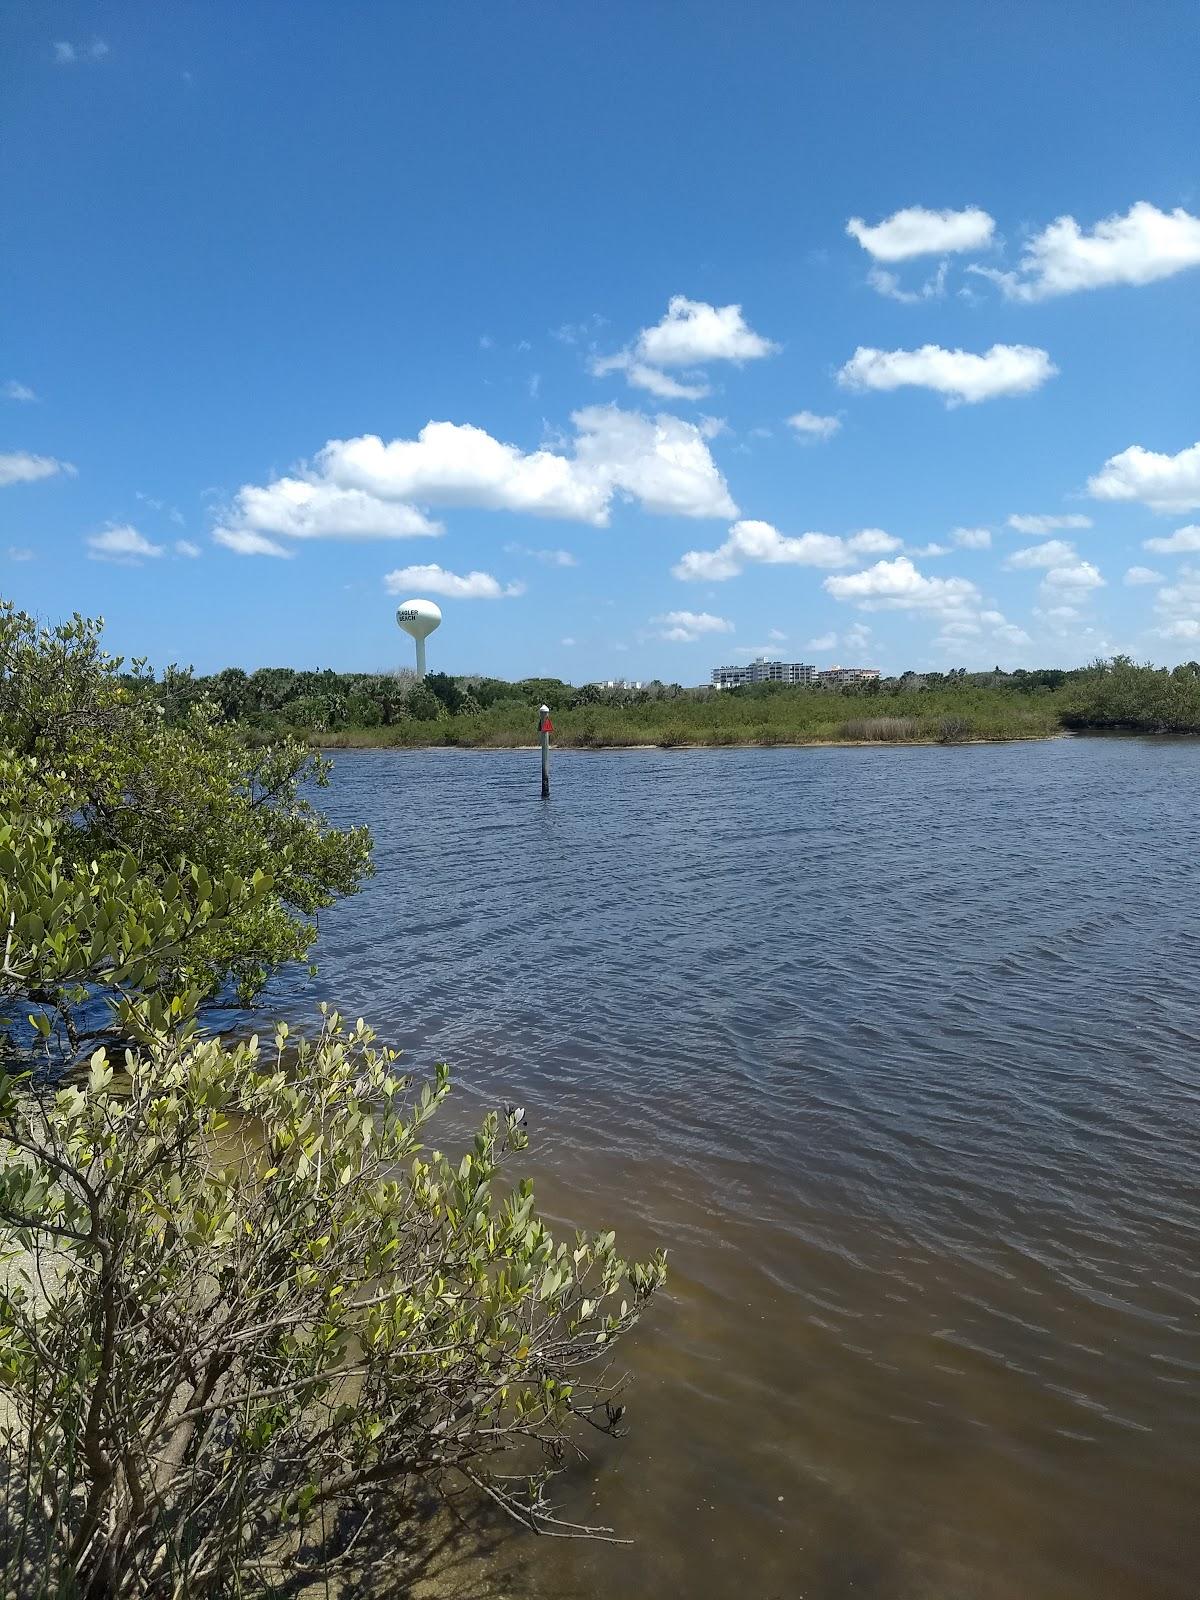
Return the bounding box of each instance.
[313,687,1061,748]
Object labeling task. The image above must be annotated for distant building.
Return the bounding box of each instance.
[816,665,881,685]
[711,658,818,689]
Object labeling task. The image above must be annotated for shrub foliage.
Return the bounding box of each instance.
[0,1013,664,1594]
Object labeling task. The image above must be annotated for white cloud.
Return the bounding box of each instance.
[845,206,995,261]
[1143,524,1200,554]
[319,423,606,521]
[216,407,736,554]
[214,527,291,558]
[806,632,837,650]
[787,410,841,441]
[1036,604,1081,622]
[843,622,872,652]
[934,608,1032,654]
[911,542,950,556]
[53,38,108,63]
[503,543,578,567]
[1161,619,1200,641]
[824,556,979,614]
[1007,539,1079,569]
[634,297,777,367]
[86,524,164,565]
[768,627,786,641]
[837,343,1056,405]
[1007,512,1092,535]
[1155,566,1200,633]
[3,380,36,402]
[673,519,901,582]
[1041,561,1105,591]
[1124,566,1163,585]
[593,297,776,401]
[569,405,737,519]
[382,564,525,600]
[344,407,735,521]
[1088,441,1200,514]
[0,451,76,487]
[560,636,576,646]
[590,354,711,401]
[851,528,902,555]
[6,547,34,562]
[867,261,948,304]
[216,478,441,547]
[952,526,992,549]
[175,540,202,559]
[653,610,733,643]
[978,202,1200,301]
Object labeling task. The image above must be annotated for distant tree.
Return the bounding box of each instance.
[405,683,444,721]
[424,671,465,713]
[209,666,251,720]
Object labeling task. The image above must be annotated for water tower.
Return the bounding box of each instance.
[395,598,442,680]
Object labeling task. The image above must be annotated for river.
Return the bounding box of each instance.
[262,737,1199,1600]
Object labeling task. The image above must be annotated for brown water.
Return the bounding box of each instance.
[262,738,1199,1599]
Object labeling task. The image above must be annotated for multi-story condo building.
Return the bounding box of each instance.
[816,665,882,685]
[711,658,818,689]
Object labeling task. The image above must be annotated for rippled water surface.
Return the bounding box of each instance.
[270,739,1199,1599]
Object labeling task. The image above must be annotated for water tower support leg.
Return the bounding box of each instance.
[415,638,427,680]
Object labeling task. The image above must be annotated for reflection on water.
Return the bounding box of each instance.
[259,738,1200,1600]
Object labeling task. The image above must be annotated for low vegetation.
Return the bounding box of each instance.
[132,654,1200,748]
[0,603,664,1595]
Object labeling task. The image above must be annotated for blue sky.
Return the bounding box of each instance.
[3,2,1199,681]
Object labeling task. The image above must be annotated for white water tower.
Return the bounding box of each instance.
[395,598,442,680]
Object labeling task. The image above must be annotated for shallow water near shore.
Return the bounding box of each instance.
[259,738,1199,1600]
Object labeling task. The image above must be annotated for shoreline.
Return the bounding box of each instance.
[313,733,1064,753]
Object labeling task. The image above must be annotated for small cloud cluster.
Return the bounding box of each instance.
[53,38,109,64]
[838,343,1056,405]
[673,519,900,582]
[849,200,1200,310]
[3,380,36,403]
[787,410,841,441]
[592,297,777,400]
[653,610,733,643]
[1143,524,1200,555]
[1088,440,1200,514]
[85,524,204,565]
[503,543,578,567]
[382,564,524,600]
[0,451,76,487]
[846,206,995,261]
[868,262,949,304]
[976,202,1200,301]
[824,556,978,613]
[1006,539,1080,570]
[1153,565,1200,641]
[87,524,163,565]
[1007,512,1092,535]
[823,555,1030,653]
